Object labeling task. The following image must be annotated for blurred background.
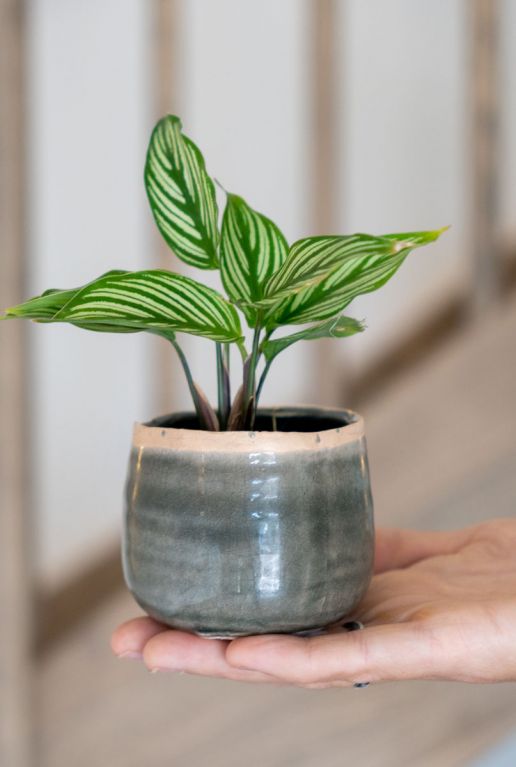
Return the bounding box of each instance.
[1,0,516,765]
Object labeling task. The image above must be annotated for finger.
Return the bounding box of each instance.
[226,622,451,686]
[111,616,167,658]
[374,526,474,574]
[143,629,283,684]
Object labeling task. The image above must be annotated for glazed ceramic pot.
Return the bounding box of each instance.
[122,406,374,637]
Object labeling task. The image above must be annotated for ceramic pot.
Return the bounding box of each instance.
[122,406,374,637]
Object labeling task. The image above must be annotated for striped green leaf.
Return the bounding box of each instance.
[262,229,446,326]
[4,270,243,343]
[265,235,357,298]
[145,115,219,269]
[261,315,365,362]
[220,194,288,325]
[3,287,78,321]
[0,271,129,323]
[265,230,445,300]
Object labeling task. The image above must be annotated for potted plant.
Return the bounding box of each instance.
[2,115,445,637]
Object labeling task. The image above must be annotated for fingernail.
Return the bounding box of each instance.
[117,650,143,660]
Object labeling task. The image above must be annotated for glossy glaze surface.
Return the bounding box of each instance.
[122,407,374,637]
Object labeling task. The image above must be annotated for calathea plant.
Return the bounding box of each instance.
[2,115,445,431]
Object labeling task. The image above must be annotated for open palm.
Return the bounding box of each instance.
[112,518,516,686]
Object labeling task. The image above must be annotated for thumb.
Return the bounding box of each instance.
[374,526,474,574]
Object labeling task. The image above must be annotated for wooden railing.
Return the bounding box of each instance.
[0,2,34,765]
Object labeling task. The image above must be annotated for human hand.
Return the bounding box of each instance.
[111,518,516,687]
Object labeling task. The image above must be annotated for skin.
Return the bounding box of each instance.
[111,518,516,687]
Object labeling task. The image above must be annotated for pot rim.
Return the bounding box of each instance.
[133,404,365,454]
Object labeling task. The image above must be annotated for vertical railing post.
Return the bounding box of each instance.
[470,0,501,311]
[152,0,183,415]
[310,0,347,405]
[312,0,338,237]
[0,1,34,765]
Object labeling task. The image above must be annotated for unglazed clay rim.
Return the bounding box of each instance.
[133,404,365,454]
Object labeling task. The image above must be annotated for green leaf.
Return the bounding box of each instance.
[145,115,219,269]
[1,270,130,323]
[261,315,365,362]
[265,235,357,298]
[2,287,78,321]
[4,270,243,343]
[72,321,141,334]
[262,228,447,326]
[220,193,288,325]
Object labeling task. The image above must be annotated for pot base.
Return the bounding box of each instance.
[194,625,328,640]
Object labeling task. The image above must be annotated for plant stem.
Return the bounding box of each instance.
[169,337,211,429]
[255,358,272,406]
[247,326,261,396]
[255,328,274,407]
[244,320,263,429]
[216,343,224,424]
[223,342,231,372]
[223,343,231,409]
[216,342,231,430]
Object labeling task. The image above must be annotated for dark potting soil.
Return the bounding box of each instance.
[150,409,353,433]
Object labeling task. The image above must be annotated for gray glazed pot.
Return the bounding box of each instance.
[123,406,374,637]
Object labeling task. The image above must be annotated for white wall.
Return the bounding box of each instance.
[338,0,468,373]
[171,0,312,410]
[27,0,152,586]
